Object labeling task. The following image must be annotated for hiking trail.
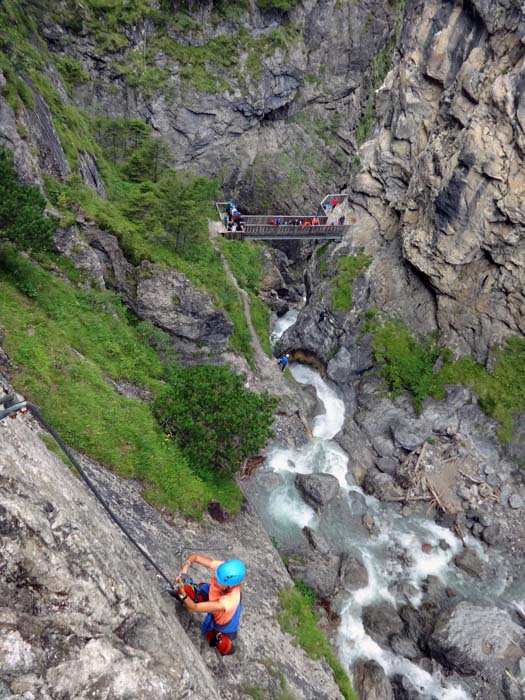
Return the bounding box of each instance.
[209,221,292,393]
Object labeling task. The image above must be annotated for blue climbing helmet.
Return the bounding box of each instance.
[216,559,246,587]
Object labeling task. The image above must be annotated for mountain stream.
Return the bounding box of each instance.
[250,309,523,700]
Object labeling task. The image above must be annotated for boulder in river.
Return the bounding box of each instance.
[353,659,394,700]
[429,602,525,676]
[363,470,404,501]
[453,548,484,578]
[294,473,340,510]
[390,634,420,660]
[362,604,404,646]
[338,552,369,591]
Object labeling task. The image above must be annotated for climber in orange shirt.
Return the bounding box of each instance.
[176,552,245,656]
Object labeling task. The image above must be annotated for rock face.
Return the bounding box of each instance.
[40,0,399,212]
[347,0,525,362]
[429,602,525,678]
[284,0,525,369]
[0,412,344,700]
[0,417,219,700]
[135,264,234,351]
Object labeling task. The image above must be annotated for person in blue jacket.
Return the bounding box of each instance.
[277,354,289,371]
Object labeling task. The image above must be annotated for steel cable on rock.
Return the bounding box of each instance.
[0,394,176,590]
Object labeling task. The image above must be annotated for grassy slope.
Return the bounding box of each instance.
[0,251,243,516]
[278,586,356,700]
[0,2,279,516]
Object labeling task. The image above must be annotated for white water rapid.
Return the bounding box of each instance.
[256,309,482,700]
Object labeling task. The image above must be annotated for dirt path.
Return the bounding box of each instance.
[209,221,291,393]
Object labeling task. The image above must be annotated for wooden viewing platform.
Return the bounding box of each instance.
[216,198,350,242]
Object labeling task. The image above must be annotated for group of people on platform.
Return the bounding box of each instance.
[223,196,347,234]
[268,215,345,227]
[224,199,245,233]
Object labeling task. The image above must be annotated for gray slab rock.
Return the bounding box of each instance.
[0,418,221,700]
[0,412,345,700]
[453,548,484,578]
[338,552,369,591]
[135,264,233,349]
[429,602,525,676]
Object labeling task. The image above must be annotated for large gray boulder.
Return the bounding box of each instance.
[338,552,369,591]
[429,602,525,676]
[353,660,394,700]
[294,473,340,511]
[362,604,404,646]
[135,263,233,350]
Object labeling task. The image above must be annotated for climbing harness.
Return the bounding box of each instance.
[176,573,243,638]
[0,393,177,591]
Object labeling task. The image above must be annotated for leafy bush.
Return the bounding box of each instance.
[56,56,88,87]
[331,253,373,312]
[155,365,276,477]
[372,320,444,411]
[439,338,525,444]
[0,147,57,252]
[278,586,356,700]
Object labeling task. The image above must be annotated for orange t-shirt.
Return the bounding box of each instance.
[209,560,241,626]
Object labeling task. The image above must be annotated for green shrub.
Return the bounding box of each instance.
[331,253,372,312]
[155,364,276,478]
[0,147,57,252]
[372,320,444,411]
[56,56,88,87]
[278,587,356,700]
[372,320,525,440]
[256,0,300,10]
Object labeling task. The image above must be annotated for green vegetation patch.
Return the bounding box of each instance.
[278,586,356,700]
[256,0,300,10]
[0,251,233,517]
[56,56,88,88]
[331,253,373,312]
[372,320,444,412]
[0,147,57,252]
[440,339,525,444]
[154,365,276,478]
[372,319,525,442]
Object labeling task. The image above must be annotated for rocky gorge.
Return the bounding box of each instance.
[1,0,525,699]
